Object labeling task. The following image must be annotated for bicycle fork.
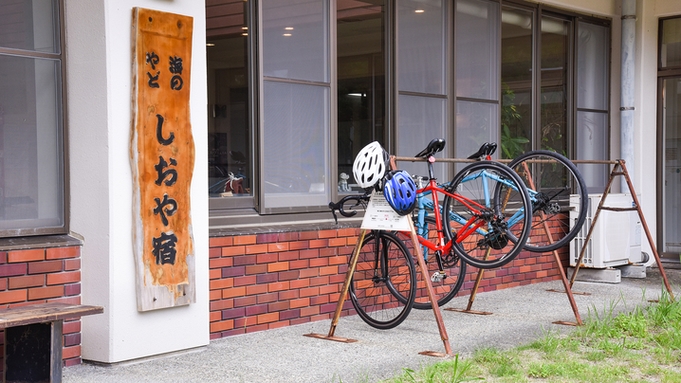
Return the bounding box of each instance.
[370,234,389,284]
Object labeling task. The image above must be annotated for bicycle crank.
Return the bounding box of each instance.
[441,249,460,268]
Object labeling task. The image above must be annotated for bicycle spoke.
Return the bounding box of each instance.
[349,232,415,329]
[442,161,532,269]
[508,151,588,253]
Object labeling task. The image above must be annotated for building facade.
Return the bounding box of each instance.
[0,0,679,365]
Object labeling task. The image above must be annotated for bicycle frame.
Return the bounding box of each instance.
[412,157,496,261]
[414,166,530,251]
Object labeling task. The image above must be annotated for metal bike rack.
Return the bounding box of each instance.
[305,160,454,357]
[392,154,586,324]
[391,155,674,327]
[568,159,674,301]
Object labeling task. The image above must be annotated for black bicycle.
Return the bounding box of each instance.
[330,195,416,330]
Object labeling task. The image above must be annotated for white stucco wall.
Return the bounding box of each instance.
[65,0,208,363]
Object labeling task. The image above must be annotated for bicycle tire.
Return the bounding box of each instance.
[442,161,532,269]
[507,150,588,253]
[349,231,416,330]
[400,216,467,310]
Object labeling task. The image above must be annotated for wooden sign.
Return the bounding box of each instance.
[131,8,195,311]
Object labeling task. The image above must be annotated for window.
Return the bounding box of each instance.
[207,0,254,211]
[0,0,65,236]
[455,1,609,189]
[337,0,386,192]
[454,0,500,166]
[575,20,610,193]
[657,16,681,257]
[205,0,611,228]
[397,0,448,179]
[261,0,331,211]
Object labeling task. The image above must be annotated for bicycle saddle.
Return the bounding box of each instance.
[467,142,497,160]
[415,138,446,159]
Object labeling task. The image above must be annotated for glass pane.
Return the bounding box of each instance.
[0,0,59,53]
[661,17,681,69]
[455,0,499,100]
[577,22,609,110]
[337,0,385,192]
[661,78,681,253]
[263,81,329,209]
[0,55,63,229]
[397,95,446,180]
[501,6,533,158]
[455,100,499,162]
[540,16,569,155]
[207,1,253,198]
[575,111,608,194]
[398,0,446,95]
[262,0,328,82]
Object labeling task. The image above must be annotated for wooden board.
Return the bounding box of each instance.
[131,8,196,311]
[0,303,103,329]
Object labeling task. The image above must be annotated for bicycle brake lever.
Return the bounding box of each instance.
[328,202,340,224]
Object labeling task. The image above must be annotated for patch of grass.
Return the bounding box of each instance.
[382,288,681,383]
[471,348,522,379]
[388,354,482,383]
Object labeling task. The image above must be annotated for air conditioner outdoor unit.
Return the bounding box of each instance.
[569,193,642,268]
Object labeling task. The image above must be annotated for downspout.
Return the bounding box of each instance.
[620,0,636,191]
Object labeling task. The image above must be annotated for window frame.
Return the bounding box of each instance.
[0,0,68,238]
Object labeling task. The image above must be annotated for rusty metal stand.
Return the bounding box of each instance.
[304,230,367,343]
[444,158,583,325]
[305,221,454,357]
[444,267,493,316]
[569,160,675,301]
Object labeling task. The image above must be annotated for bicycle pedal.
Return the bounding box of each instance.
[431,271,446,282]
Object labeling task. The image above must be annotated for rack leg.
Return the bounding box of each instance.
[466,268,485,311]
[304,229,366,343]
[619,161,675,301]
[519,160,582,325]
[328,229,366,336]
[408,219,453,356]
[444,251,493,315]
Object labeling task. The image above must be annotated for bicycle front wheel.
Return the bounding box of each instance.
[349,231,416,330]
[442,161,532,269]
[508,150,588,253]
[402,217,467,310]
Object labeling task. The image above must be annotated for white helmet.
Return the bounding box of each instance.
[353,141,389,189]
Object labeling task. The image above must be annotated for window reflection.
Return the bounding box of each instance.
[337,0,385,192]
[206,1,252,199]
[501,6,533,158]
[540,16,570,155]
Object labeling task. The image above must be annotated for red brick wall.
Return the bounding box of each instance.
[0,245,84,367]
[208,227,569,339]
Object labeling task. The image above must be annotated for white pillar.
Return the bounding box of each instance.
[65,0,208,363]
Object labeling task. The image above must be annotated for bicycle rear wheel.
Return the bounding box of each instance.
[401,216,467,310]
[508,150,588,253]
[349,231,416,330]
[442,161,532,269]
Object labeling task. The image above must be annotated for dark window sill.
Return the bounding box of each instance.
[0,234,83,252]
[209,214,361,237]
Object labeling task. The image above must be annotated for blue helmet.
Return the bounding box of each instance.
[383,170,417,215]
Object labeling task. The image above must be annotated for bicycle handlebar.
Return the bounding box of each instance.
[328,193,371,223]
